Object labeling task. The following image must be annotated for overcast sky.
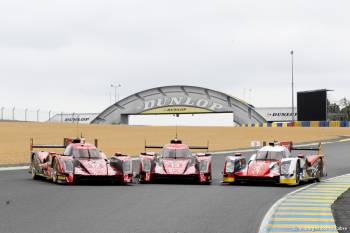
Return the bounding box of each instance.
[0,0,349,113]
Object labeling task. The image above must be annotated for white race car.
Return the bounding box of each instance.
[223,141,326,186]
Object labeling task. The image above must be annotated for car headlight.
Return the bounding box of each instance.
[225,161,235,173]
[270,164,280,173]
[142,159,151,172]
[199,160,208,172]
[123,160,132,173]
[280,161,291,175]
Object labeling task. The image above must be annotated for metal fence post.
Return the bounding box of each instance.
[37,109,40,122]
[48,110,51,122]
[12,107,15,121]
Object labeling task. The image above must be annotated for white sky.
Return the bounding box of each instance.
[0,0,349,113]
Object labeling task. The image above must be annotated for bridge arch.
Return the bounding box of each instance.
[91,85,266,125]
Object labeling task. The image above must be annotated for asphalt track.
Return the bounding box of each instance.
[0,141,349,233]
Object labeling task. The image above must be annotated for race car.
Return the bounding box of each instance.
[222,141,326,186]
[138,138,212,184]
[29,138,133,184]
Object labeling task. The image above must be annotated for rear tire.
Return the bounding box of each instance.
[295,162,301,186]
[138,173,151,184]
[204,174,212,185]
[139,179,150,184]
[316,160,322,182]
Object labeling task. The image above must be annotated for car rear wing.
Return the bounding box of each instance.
[291,142,323,152]
[264,141,323,154]
[30,138,98,151]
[144,145,163,149]
[144,140,209,152]
[30,138,66,151]
[188,146,209,151]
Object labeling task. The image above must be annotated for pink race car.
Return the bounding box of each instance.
[138,139,212,184]
[29,138,133,184]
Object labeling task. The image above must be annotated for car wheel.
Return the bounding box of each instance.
[52,160,58,183]
[138,173,150,184]
[31,165,39,180]
[316,160,322,182]
[206,174,212,185]
[295,162,301,185]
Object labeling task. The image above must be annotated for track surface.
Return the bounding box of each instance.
[0,141,349,233]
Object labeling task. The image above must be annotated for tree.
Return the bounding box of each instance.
[327,99,341,120]
[339,98,350,121]
[328,103,340,114]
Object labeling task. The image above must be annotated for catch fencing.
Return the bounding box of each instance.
[0,106,93,123]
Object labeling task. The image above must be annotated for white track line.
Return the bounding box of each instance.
[0,166,29,171]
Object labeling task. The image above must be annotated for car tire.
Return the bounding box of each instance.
[138,173,150,184]
[205,174,212,185]
[295,162,301,186]
[316,160,322,182]
[31,165,39,180]
[52,160,58,183]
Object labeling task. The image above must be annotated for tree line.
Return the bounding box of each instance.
[328,98,350,121]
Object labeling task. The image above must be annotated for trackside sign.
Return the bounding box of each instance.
[48,113,99,124]
[142,97,224,114]
[91,85,267,125]
[255,107,297,122]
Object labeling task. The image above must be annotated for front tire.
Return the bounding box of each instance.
[52,160,58,183]
[31,166,39,180]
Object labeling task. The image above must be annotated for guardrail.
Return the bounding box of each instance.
[242,121,350,127]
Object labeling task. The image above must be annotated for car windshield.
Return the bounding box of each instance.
[72,148,101,159]
[256,150,284,160]
[160,148,192,158]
